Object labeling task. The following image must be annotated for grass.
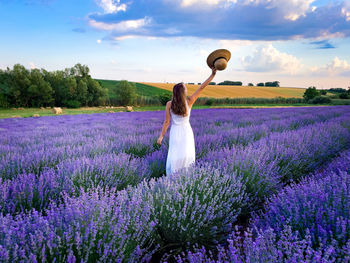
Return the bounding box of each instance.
[96,79,171,98]
[141,82,307,98]
[1,104,344,119]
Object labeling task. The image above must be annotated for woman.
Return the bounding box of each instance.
[157,67,217,175]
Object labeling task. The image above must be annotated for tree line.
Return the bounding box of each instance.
[0,64,107,108]
[303,86,350,104]
[205,81,280,87]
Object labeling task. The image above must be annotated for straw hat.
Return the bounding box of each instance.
[206,49,231,71]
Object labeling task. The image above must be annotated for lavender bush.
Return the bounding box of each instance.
[56,152,150,193]
[0,185,157,262]
[149,164,247,249]
[173,149,350,263]
[254,154,350,256]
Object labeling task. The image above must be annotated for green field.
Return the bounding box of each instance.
[96,79,171,99]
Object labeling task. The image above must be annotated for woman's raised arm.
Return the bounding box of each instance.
[188,67,217,108]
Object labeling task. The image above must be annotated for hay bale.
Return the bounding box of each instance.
[33,114,40,117]
[109,111,114,113]
[40,107,45,110]
[11,115,21,118]
[46,107,51,109]
[52,107,62,114]
[125,106,133,112]
[11,108,17,110]
[18,107,24,110]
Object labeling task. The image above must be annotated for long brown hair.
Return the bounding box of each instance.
[171,83,187,116]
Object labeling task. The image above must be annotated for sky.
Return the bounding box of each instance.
[0,0,350,89]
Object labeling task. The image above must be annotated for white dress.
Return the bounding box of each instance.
[166,101,196,176]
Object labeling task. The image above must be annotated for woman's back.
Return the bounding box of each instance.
[170,100,191,126]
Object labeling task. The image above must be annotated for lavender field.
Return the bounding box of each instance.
[1,106,350,262]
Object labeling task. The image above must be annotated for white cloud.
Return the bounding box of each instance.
[96,0,126,14]
[342,2,350,21]
[241,44,303,74]
[307,57,350,77]
[89,17,151,32]
[113,35,138,40]
[326,57,350,75]
[180,0,236,7]
[242,0,315,21]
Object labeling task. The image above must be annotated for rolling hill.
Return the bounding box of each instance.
[96,79,171,99]
[140,82,306,98]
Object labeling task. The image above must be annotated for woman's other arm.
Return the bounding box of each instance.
[188,67,217,108]
[157,101,171,145]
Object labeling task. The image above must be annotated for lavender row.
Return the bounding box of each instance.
[172,149,350,263]
[1,107,348,179]
[199,115,350,214]
[1,111,349,217]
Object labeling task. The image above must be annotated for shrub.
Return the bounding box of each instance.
[57,153,149,193]
[173,150,350,263]
[143,147,168,178]
[157,93,172,106]
[173,225,341,263]
[0,186,157,262]
[150,164,247,248]
[254,170,350,253]
[199,145,280,215]
[303,86,320,102]
[339,93,350,99]
[0,169,72,215]
[112,80,136,106]
[309,96,331,104]
[205,98,215,106]
[63,100,81,108]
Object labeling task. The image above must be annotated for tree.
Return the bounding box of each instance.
[113,80,136,106]
[257,83,264,86]
[303,86,320,102]
[87,78,107,106]
[0,68,11,107]
[265,81,280,87]
[320,90,327,95]
[218,80,242,86]
[9,64,31,106]
[76,79,88,105]
[158,93,172,105]
[209,82,216,85]
[28,69,54,107]
[248,83,254,86]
